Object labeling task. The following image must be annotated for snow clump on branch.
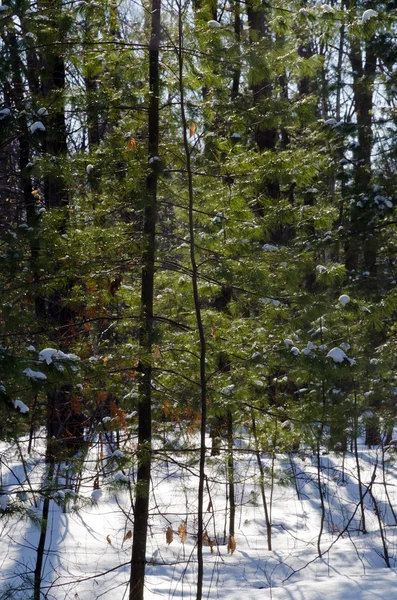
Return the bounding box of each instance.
[326,347,355,366]
[39,348,79,364]
[362,9,378,22]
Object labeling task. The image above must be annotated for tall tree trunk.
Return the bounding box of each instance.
[227,410,235,539]
[33,462,55,600]
[177,7,208,599]
[345,1,377,280]
[128,1,160,598]
[246,1,279,212]
[231,0,241,100]
[252,414,272,551]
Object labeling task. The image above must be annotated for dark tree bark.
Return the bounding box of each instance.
[177,6,208,599]
[129,1,160,599]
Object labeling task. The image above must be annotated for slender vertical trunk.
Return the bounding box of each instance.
[381,448,397,525]
[33,461,55,600]
[252,415,272,550]
[316,439,325,557]
[177,6,207,599]
[129,1,160,599]
[353,390,367,534]
[345,1,377,280]
[227,410,235,539]
[231,0,241,100]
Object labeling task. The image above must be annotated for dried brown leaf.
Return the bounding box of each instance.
[123,530,132,543]
[227,535,236,555]
[166,526,173,545]
[178,523,187,543]
[106,535,112,545]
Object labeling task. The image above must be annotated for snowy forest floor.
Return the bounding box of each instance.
[1,427,397,599]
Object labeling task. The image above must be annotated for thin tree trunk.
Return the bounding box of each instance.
[177,6,208,599]
[252,414,272,551]
[231,0,241,100]
[227,410,235,539]
[316,438,325,557]
[353,390,367,534]
[34,461,55,600]
[129,1,160,598]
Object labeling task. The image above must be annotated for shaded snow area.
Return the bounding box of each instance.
[1,432,397,599]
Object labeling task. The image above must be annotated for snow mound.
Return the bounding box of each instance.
[326,347,355,365]
[339,294,350,306]
[30,121,46,133]
[362,9,378,22]
[221,384,235,396]
[39,348,79,364]
[23,368,47,381]
[91,489,103,501]
[0,108,11,119]
[14,399,29,413]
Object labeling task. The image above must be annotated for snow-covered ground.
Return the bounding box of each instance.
[1,429,397,599]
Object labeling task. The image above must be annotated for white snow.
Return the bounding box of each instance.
[14,399,29,413]
[112,450,124,458]
[312,326,328,336]
[30,121,46,133]
[23,368,47,381]
[86,164,93,174]
[27,345,36,352]
[324,118,337,126]
[339,294,350,306]
[362,9,378,22]
[284,339,293,347]
[321,4,334,12]
[37,107,48,116]
[148,156,160,164]
[39,348,79,364]
[0,107,11,119]
[207,19,221,28]
[2,429,397,599]
[260,297,281,306]
[290,346,300,355]
[326,347,355,365]
[262,243,278,251]
[221,384,235,395]
[316,265,327,274]
[0,495,10,510]
[339,342,350,351]
[91,489,103,501]
[113,471,129,482]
